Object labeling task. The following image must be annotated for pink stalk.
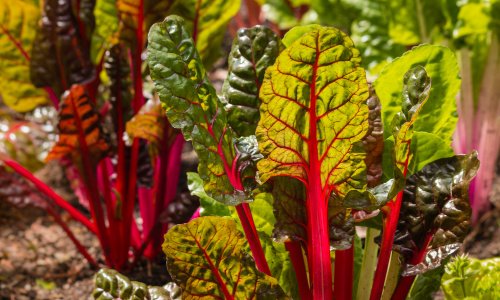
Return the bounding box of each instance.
[190,207,201,220]
[2,158,96,233]
[285,241,311,300]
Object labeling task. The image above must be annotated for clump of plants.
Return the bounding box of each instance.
[0,0,240,270]
[93,15,480,299]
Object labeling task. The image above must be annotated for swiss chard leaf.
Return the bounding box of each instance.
[30,0,95,96]
[93,268,179,300]
[0,0,48,112]
[363,86,384,188]
[223,26,283,136]
[92,0,119,63]
[46,85,110,164]
[374,44,460,142]
[393,153,479,276]
[148,16,245,205]
[166,0,241,66]
[163,216,287,299]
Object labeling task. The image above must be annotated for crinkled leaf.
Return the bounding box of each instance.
[281,24,322,47]
[30,0,95,96]
[148,16,245,205]
[223,26,283,136]
[394,153,479,275]
[187,172,232,217]
[93,268,178,300]
[136,140,154,188]
[0,0,48,112]
[256,26,369,196]
[166,0,240,66]
[363,85,383,187]
[0,165,48,209]
[374,44,460,142]
[407,264,445,300]
[328,197,355,250]
[46,85,110,164]
[163,216,287,299]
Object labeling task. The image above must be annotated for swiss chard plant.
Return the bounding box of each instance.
[0,0,239,270]
[142,16,479,299]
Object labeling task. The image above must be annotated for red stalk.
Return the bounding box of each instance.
[235,204,271,275]
[391,233,434,300]
[306,35,332,300]
[46,205,98,268]
[68,92,111,266]
[2,158,96,233]
[98,160,119,262]
[285,241,311,300]
[334,246,354,300]
[370,154,410,300]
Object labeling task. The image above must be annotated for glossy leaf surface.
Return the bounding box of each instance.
[0,0,48,112]
[363,86,383,187]
[167,0,240,66]
[30,0,94,96]
[223,26,283,136]
[93,268,179,300]
[46,85,110,163]
[148,16,241,204]
[374,44,460,142]
[394,153,479,275]
[163,216,287,299]
[256,26,369,196]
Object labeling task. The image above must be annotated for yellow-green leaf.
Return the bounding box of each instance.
[0,0,48,112]
[163,216,288,299]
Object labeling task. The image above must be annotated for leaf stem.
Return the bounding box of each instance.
[285,241,311,299]
[235,203,271,275]
[356,228,380,300]
[334,246,354,300]
[2,158,96,233]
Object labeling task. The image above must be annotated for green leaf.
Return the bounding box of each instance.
[282,24,323,47]
[0,0,48,112]
[407,265,445,300]
[166,0,240,67]
[374,44,460,142]
[187,172,232,217]
[30,0,95,96]
[394,153,479,275]
[93,268,178,300]
[91,0,119,63]
[148,16,242,205]
[223,26,283,137]
[441,255,500,300]
[163,216,287,299]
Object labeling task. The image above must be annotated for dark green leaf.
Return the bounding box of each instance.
[363,86,384,187]
[394,152,479,275]
[223,26,283,136]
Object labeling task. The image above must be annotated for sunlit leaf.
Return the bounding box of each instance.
[91,0,119,63]
[223,26,283,136]
[163,217,287,299]
[148,16,243,205]
[46,85,110,164]
[0,0,48,112]
[374,44,460,142]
